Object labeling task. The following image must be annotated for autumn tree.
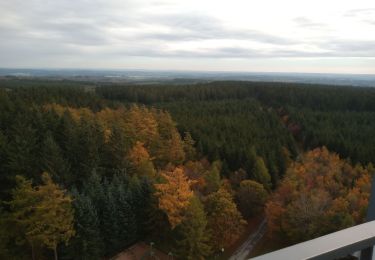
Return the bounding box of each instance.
[127,141,156,178]
[266,147,371,243]
[4,173,75,260]
[154,110,185,165]
[176,196,212,260]
[155,167,194,228]
[205,188,247,251]
[32,173,75,260]
[229,168,248,189]
[4,176,40,259]
[126,105,159,148]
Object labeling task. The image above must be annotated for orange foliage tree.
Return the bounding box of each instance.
[155,167,194,229]
[266,147,373,243]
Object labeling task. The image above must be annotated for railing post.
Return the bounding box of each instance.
[361,175,375,260]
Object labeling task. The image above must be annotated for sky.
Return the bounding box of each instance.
[0,0,375,74]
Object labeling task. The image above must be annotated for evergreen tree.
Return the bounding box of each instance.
[110,175,137,248]
[101,188,120,255]
[6,117,39,180]
[103,125,130,170]
[204,161,221,194]
[252,156,272,191]
[183,132,197,161]
[128,176,153,239]
[67,191,103,260]
[176,196,211,260]
[40,132,70,185]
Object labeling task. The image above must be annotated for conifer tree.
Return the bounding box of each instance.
[103,125,130,170]
[6,173,75,260]
[205,161,221,194]
[40,132,70,184]
[6,117,38,179]
[68,191,103,260]
[155,167,194,228]
[183,132,197,161]
[252,156,272,191]
[127,141,156,178]
[32,173,75,260]
[176,196,211,260]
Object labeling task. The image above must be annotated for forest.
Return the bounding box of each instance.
[0,78,374,259]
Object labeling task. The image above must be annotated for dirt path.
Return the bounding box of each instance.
[229,219,267,260]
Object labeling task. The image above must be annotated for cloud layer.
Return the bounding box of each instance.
[0,0,374,73]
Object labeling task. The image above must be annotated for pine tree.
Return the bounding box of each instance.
[40,132,70,184]
[183,132,196,161]
[128,176,153,238]
[252,156,272,191]
[6,117,38,179]
[56,111,80,185]
[205,161,221,194]
[103,125,130,170]
[110,175,137,248]
[176,196,211,260]
[68,191,103,260]
[76,117,102,183]
[101,188,120,255]
[116,188,137,248]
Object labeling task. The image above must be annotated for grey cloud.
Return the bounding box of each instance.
[324,40,375,57]
[0,0,374,68]
[140,13,293,44]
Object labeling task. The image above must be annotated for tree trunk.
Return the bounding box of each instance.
[31,241,35,260]
[54,246,58,260]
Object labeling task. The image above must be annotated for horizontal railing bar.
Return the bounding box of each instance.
[251,220,375,260]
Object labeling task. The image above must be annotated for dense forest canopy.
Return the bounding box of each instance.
[96,81,375,170]
[0,78,374,259]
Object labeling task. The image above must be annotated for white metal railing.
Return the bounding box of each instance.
[251,220,375,260]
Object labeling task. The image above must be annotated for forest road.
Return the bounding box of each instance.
[229,218,267,260]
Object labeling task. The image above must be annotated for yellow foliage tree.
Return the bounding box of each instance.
[6,173,75,260]
[155,167,194,229]
[127,141,156,177]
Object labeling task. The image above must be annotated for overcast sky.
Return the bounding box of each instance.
[0,0,375,74]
